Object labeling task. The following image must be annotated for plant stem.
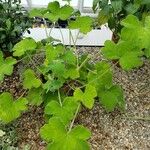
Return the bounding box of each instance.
[43,19,49,38]
[77,55,91,71]
[68,104,80,132]
[17,90,27,100]
[80,61,119,89]
[69,29,79,67]
[59,28,65,44]
[58,89,62,107]
[26,53,43,75]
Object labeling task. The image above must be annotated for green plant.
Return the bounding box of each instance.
[102,15,150,70]
[93,0,150,38]
[0,1,125,149]
[0,0,32,55]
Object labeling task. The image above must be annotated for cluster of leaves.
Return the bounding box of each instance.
[29,1,93,34]
[11,39,124,149]
[0,1,126,149]
[0,0,32,55]
[93,0,150,36]
[102,15,150,70]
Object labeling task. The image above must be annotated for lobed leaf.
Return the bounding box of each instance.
[74,84,97,109]
[40,118,91,150]
[98,85,125,112]
[27,87,44,106]
[0,52,17,81]
[69,16,93,34]
[23,69,41,89]
[13,38,37,57]
[0,92,28,123]
[45,97,78,125]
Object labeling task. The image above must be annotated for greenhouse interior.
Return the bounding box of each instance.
[0,0,150,150]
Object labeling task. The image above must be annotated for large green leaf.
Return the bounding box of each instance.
[44,44,65,66]
[43,77,65,92]
[27,87,44,106]
[87,61,113,91]
[99,85,125,112]
[119,51,143,70]
[0,92,28,123]
[40,118,91,150]
[69,16,93,34]
[74,85,97,109]
[45,97,78,125]
[13,38,37,57]
[0,52,17,81]
[44,1,74,22]
[29,8,47,18]
[23,69,41,89]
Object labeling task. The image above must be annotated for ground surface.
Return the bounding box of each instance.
[0,47,150,150]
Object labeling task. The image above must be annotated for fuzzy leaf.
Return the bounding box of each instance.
[69,16,93,34]
[121,15,142,29]
[40,118,66,142]
[45,97,78,125]
[27,87,43,106]
[13,38,37,57]
[29,8,47,18]
[23,69,41,89]
[44,45,65,66]
[48,60,66,77]
[88,62,113,91]
[61,50,76,65]
[63,67,80,79]
[44,1,74,22]
[43,78,64,92]
[74,85,97,109]
[99,85,125,112]
[40,118,91,150]
[0,52,17,81]
[0,92,28,123]
[119,51,143,70]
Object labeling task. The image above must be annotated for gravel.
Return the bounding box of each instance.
[0,47,149,150]
[77,47,150,150]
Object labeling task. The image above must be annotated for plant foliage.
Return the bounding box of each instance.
[102,15,150,70]
[0,92,28,123]
[1,1,142,150]
[0,0,32,54]
[93,0,150,36]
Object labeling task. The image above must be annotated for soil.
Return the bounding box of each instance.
[0,47,149,150]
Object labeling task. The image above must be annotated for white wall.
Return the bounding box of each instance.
[24,27,112,46]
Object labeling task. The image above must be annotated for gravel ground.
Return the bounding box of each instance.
[0,47,149,150]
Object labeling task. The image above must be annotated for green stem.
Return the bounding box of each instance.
[77,55,91,71]
[49,23,54,37]
[80,61,119,89]
[68,104,80,132]
[26,53,43,75]
[58,89,62,107]
[59,28,65,44]
[69,29,79,67]
[43,19,49,38]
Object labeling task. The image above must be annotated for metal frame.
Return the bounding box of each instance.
[24,0,94,15]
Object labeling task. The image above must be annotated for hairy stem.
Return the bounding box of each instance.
[59,28,65,44]
[68,104,80,132]
[77,55,91,71]
[26,53,43,75]
[58,89,62,107]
